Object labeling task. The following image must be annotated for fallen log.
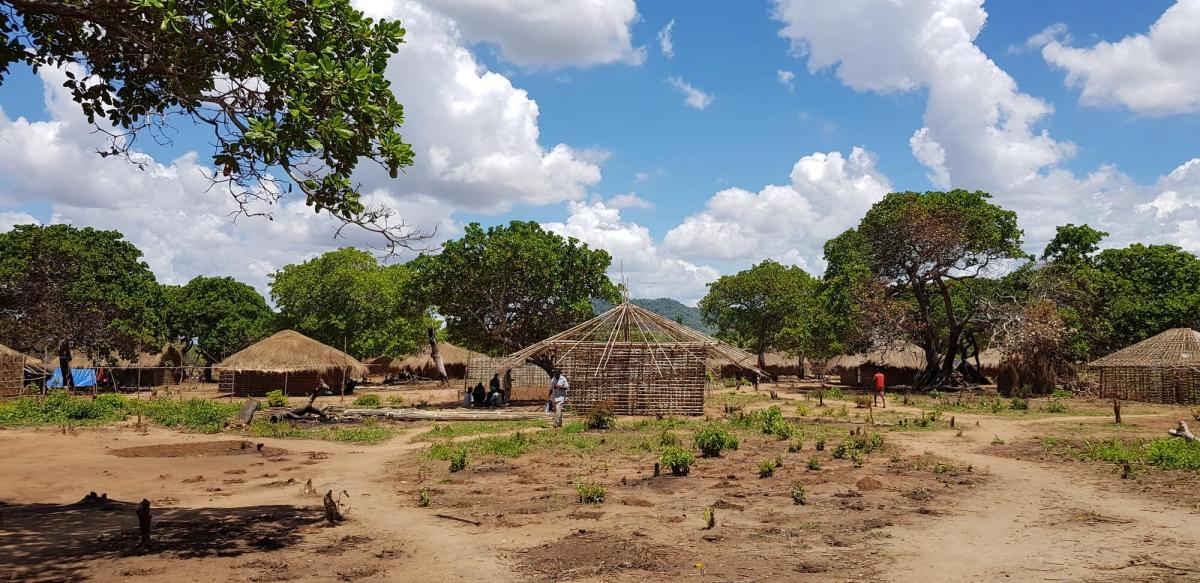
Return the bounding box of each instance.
[435,513,481,526]
[1169,420,1197,442]
[230,399,259,427]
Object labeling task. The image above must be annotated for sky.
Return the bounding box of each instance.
[1,0,1198,305]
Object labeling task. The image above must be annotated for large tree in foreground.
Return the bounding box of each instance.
[700,260,817,370]
[856,190,1027,387]
[165,276,274,365]
[0,224,165,387]
[416,221,619,355]
[271,248,428,359]
[0,0,419,249]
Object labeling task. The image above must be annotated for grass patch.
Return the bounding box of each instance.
[244,420,394,444]
[1044,436,1200,471]
[416,419,548,441]
[0,391,241,432]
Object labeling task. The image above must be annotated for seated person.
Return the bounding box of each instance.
[471,382,486,407]
[486,385,504,407]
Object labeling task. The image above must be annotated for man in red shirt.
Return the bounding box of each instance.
[873,371,886,408]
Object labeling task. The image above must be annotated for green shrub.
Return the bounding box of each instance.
[139,398,241,432]
[769,420,795,440]
[852,395,871,408]
[265,390,287,408]
[869,432,885,450]
[585,400,617,430]
[352,394,380,408]
[418,488,431,507]
[694,424,739,457]
[1009,397,1029,411]
[824,386,844,400]
[791,482,807,505]
[758,458,777,478]
[795,403,810,416]
[448,448,469,472]
[806,456,822,471]
[788,440,803,453]
[1043,400,1068,414]
[386,395,405,407]
[1051,388,1072,399]
[658,429,680,447]
[703,506,715,529]
[660,446,696,476]
[850,451,864,468]
[832,441,850,459]
[815,438,826,451]
[927,389,942,400]
[575,480,606,504]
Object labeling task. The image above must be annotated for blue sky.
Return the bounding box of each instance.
[1,0,1197,304]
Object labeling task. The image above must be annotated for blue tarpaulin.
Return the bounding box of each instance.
[47,368,98,388]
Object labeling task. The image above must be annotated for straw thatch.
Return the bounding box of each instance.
[710,351,811,378]
[830,342,926,387]
[0,342,26,397]
[492,302,767,416]
[1089,328,1200,404]
[217,330,369,376]
[390,341,479,379]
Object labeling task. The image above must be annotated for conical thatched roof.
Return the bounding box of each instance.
[492,302,768,377]
[976,348,1003,369]
[217,330,370,375]
[826,342,926,371]
[60,345,184,369]
[0,342,23,359]
[1089,328,1200,368]
[391,341,479,372]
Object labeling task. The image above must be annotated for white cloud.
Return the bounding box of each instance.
[777,69,795,92]
[667,76,713,110]
[606,192,654,209]
[664,148,891,270]
[658,19,675,58]
[415,0,644,68]
[771,0,1195,252]
[544,201,718,304]
[1042,0,1200,116]
[1009,22,1069,54]
[0,210,39,232]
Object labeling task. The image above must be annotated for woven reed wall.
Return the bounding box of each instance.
[464,356,549,390]
[1099,366,1200,404]
[220,370,346,397]
[0,354,22,398]
[555,342,707,416]
[837,365,918,387]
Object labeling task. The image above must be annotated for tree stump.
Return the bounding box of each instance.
[136,499,151,546]
[323,490,343,524]
[1113,398,1122,425]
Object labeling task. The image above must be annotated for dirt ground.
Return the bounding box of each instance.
[3,384,1199,582]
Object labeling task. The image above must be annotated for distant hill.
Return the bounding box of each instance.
[592,297,714,334]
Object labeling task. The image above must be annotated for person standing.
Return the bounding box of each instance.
[873,370,886,408]
[550,369,569,427]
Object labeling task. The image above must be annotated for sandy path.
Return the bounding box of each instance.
[881,412,1200,582]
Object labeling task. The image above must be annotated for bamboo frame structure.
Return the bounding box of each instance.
[491,302,767,416]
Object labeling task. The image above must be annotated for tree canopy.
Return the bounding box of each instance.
[0,0,418,249]
[699,260,817,369]
[165,276,275,363]
[270,248,428,358]
[0,224,164,361]
[416,221,619,354]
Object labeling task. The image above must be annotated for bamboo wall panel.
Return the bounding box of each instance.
[1098,366,1200,404]
[465,357,549,390]
[556,342,707,416]
[0,355,23,398]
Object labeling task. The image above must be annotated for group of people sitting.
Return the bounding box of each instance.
[466,373,506,407]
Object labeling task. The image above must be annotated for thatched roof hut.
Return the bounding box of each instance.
[0,342,28,397]
[217,330,369,396]
[830,342,926,387]
[1089,328,1200,404]
[390,342,479,379]
[976,348,1002,375]
[710,351,811,379]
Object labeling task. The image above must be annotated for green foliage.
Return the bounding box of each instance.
[166,276,273,363]
[271,248,429,359]
[824,386,844,400]
[791,482,807,505]
[788,440,803,453]
[660,446,696,476]
[758,458,777,478]
[0,225,165,360]
[416,221,619,353]
[703,506,716,529]
[585,401,617,430]
[139,398,242,432]
[806,456,822,471]
[0,391,240,433]
[1043,224,1107,266]
[1051,388,1072,399]
[265,390,287,408]
[852,395,872,408]
[243,420,393,443]
[1009,397,1029,411]
[575,480,606,504]
[850,451,864,468]
[795,403,810,416]
[694,424,739,457]
[1043,400,1068,414]
[419,420,547,441]
[0,0,415,241]
[815,438,826,451]
[657,429,680,447]
[699,259,817,360]
[448,448,469,473]
[386,395,405,407]
[832,441,850,459]
[418,488,431,507]
[353,394,381,408]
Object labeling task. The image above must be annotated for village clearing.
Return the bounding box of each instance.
[2,384,1199,582]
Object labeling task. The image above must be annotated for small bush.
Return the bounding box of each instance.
[758,458,777,478]
[788,440,803,453]
[774,453,785,468]
[448,448,469,472]
[790,482,807,505]
[265,390,287,408]
[1051,388,1072,399]
[869,432,884,450]
[353,394,381,408]
[769,420,795,440]
[852,395,871,409]
[815,438,826,451]
[703,507,715,529]
[795,403,810,416]
[806,456,822,471]
[575,480,606,504]
[1043,400,1068,414]
[1009,397,1029,411]
[832,441,849,459]
[694,424,739,457]
[850,451,864,468]
[657,429,680,447]
[418,488,431,507]
[660,446,696,476]
[585,400,617,430]
[825,386,844,400]
[386,395,405,407]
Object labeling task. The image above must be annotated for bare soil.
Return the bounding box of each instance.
[2,385,1198,582]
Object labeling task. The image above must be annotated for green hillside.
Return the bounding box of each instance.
[592,297,714,334]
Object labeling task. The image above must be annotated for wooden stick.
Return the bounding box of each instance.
[136,499,151,546]
[435,513,481,526]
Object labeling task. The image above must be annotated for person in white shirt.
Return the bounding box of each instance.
[550,369,569,427]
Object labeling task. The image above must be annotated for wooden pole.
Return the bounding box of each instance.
[136,499,151,546]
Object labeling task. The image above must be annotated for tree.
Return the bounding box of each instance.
[1093,243,1200,350]
[1042,224,1107,266]
[416,221,619,354]
[166,276,274,365]
[0,224,165,387]
[856,190,1027,387]
[699,260,817,370]
[0,0,420,249]
[270,248,428,359]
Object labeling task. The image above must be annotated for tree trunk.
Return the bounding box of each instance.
[427,328,447,384]
[57,340,74,391]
